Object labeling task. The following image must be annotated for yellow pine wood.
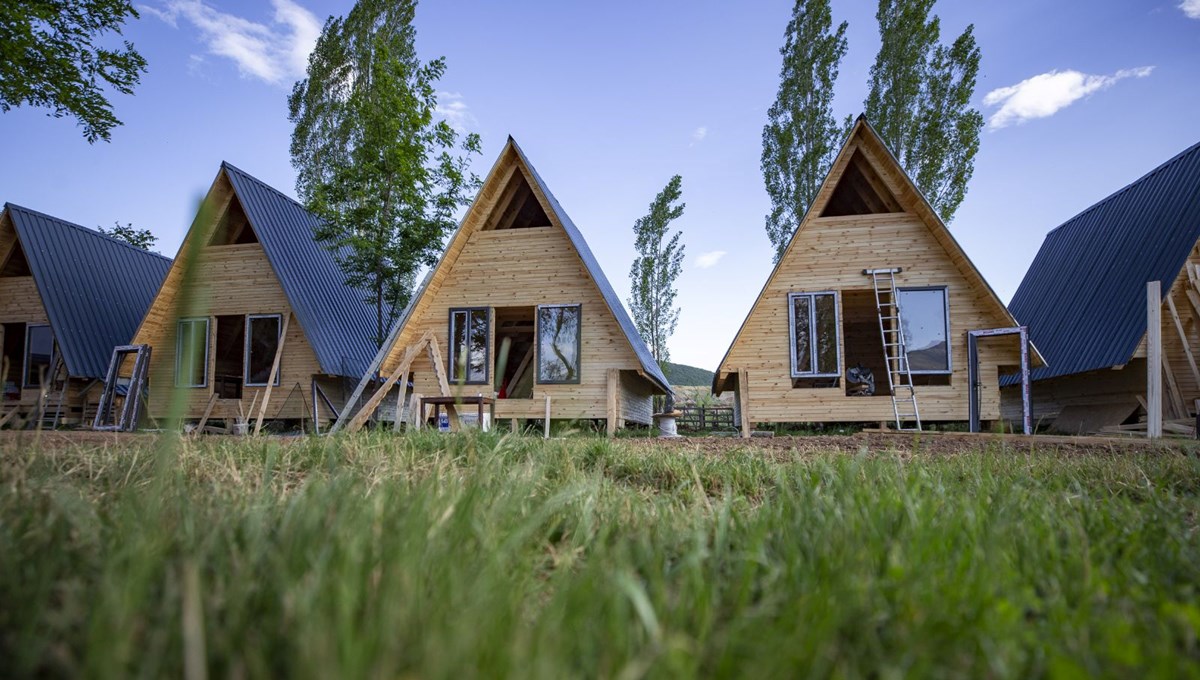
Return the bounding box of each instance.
[254,312,291,436]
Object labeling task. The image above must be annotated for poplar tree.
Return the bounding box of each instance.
[761,0,849,263]
[288,0,481,345]
[864,0,982,222]
[628,175,685,365]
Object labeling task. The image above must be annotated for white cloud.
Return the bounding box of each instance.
[435,91,476,132]
[690,126,708,145]
[983,66,1154,129]
[144,0,321,85]
[695,250,726,269]
[1181,0,1200,19]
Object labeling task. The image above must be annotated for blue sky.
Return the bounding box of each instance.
[2,1,1198,370]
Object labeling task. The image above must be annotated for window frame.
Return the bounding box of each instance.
[535,303,583,385]
[448,306,491,385]
[175,317,211,388]
[897,285,952,375]
[787,291,842,379]
[243,313,283,387]
[22,324,54,389]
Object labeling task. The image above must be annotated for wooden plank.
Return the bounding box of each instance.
[1162,352,1187,419]
[0,405,19,429]
[342,337,428,434]
[195,393,219,435]
[544,394,551,439]
[393,368,410,430]
[254,312,291,436]
[1165,295,1200,389]
[1148,281,1163,438]
[606,368,619,437]
[425,334,459,428]
[738,368,751,439]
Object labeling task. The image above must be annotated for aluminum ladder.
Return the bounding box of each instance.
[865,267,922,431]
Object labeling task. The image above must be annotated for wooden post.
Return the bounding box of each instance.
[1148,281,1163,438]
[342,338,426,434]
[195,393,218,435]
[254,313,291,436]
[606,368,619,437]
[394,368,410,430]
[544,394,551,439]
[738,369,751,439]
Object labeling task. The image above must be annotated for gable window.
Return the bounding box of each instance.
[897,287,951,373]
[23,325,53,388]
[789,292,840,378]
[244,314,282,386]
[449,307,489,384]
[537,304,581,384]
[176,318,210,387]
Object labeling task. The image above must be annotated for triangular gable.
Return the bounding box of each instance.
[714,116,1041,388]
[131,165,376,379]
[3,203,172,379]
[369,137,671,392]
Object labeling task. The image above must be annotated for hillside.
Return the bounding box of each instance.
[663,361,715,386]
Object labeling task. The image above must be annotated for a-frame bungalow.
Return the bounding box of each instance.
[1,204,170,428]
[339,137,671,434]
[129,162,377,430]
[713,117,1042,434]
[1004,140,1200,434]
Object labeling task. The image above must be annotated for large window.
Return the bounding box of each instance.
[450,307,489,384]
[897,287,950,373]
[537,304,581,384]
[23,325,53,388]
[789,292,840,378]
[176,318,210,387]
[244,314,282,386]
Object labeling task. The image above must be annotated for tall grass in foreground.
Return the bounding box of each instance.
[1,433,1199,678]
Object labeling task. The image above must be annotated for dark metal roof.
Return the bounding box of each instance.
[5,203,172,379]
[509,139,672,393]
[1007,139,1200,383]
[221,162,377,378]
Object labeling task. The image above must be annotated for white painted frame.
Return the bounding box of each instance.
[787,291,841,379]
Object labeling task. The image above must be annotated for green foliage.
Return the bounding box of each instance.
[2,434,1199,677]
[864,0,983,222]
[761,0,849,264]
[98,220,156,251]
[629,175,686,364]
[288,0,481,345]
[662,361,714,387]
[0,0,147,143]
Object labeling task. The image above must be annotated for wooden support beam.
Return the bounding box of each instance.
[254,313,291,436]
[1162,352,1188,419]
[0,405,19,430]
[738,368,751,439]
[606,368,619,437]
[425,335,458,427]
[342,336,428,435]
[1166,295,1200,391]
[544,394,551,439]
[393,368,410,430]
[409,392,424,429]
[195,393,218,435]
[1148,281,1163,438]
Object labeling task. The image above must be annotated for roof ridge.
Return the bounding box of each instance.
[1046,138,1200,237]
[220,161,309,213]
[4,202,172,263]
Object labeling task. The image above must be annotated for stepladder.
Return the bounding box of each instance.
[864,268,922,431]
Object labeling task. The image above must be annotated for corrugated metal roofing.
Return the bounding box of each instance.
[5,204,172,379]
[221,162,377,378]
[1007,139,1200,383]
[509,139,672,393]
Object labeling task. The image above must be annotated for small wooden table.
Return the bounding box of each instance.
[420,395,495,431]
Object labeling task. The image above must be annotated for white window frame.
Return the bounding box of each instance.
[536,303,583,385]
[787,291,841,379]
[897,285,952,375]
[243,314,283,387]
[22,324,54,389]
[448,307,490,385]
[175,317,210,388]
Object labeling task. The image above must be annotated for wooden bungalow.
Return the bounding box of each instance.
[128,162,376,430]
[1004,140,1200,435]
[712,117,1042,434]
[337,137,671,434]
[0,204,170,428]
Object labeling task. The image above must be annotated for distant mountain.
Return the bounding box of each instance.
[663,361,715,387]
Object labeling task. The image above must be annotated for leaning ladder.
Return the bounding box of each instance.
[865,268,922,431]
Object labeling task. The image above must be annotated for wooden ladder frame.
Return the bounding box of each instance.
[93,345,153,432]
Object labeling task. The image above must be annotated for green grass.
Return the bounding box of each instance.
[2,432,1199,678]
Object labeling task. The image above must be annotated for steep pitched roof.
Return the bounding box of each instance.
[3,204,172,379]
[1007,140,1200,382]
[373,137,671,393]
[219,162,377,378]
[713,115,1038,391]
